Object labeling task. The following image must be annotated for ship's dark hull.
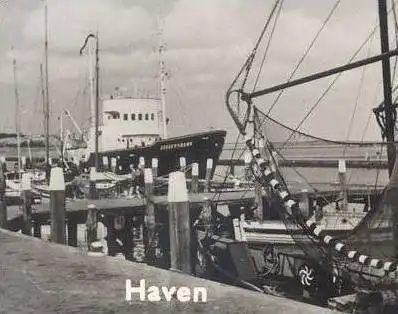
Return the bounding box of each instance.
[85,130,226,179]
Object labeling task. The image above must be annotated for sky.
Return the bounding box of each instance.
[0,0,397,143]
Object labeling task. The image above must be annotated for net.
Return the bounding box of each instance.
[249,106,398,293]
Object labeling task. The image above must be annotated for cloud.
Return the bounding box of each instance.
[0,0,391,142]
[23,0,155,52]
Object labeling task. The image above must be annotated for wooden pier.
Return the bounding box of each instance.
[0,155,387,312]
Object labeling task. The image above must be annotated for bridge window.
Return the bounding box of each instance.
[123,113,128,121]
[131,113,136,120]
[145,113,149,120]
[107,112,120,119]
[151,113,154,120]
[138,113,142,120]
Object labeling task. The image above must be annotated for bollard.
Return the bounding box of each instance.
[168,171,191,273]
[0,157,7,229]
[49,167,66,244]
[102,156,109,171]
[204,158,213,193]
[111,157,117,172]
[179,157,186,172]
[151,158,158,179]
[144,168,155,262]
[21,172,32,235]
[67,218,78,247]
[191,163,199,193]
[86,204,98,250]
[244,151,252,181]
[338,159,348,211]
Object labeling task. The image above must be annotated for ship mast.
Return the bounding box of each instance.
[88,34,96,146]
[11,47,21,178]
[44,4,50,165]
[80,33,99,169]
[378,0,398,260]
[94,32,100,170]
[378,0,396,176]
[158,19,168,139]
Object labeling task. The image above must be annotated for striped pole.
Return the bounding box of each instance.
[244,135,398,273]
[49,167,66,244]
[168,171,191,273]
[338,159,348,211]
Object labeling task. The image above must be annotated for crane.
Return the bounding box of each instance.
[63,108,84,140]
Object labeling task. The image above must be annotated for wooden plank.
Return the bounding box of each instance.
[49,167,66,244]
[21,172,32,235]
[144,168,155,262]
[168,171,191,274]
[28,185,384,221]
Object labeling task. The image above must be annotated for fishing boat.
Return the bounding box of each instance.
[193,0,398,310]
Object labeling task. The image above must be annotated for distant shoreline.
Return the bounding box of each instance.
[0,133,58,148]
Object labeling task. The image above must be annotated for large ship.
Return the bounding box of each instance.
[63,33,226,179]
[66,94,226,179]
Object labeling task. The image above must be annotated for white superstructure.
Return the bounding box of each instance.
[86,96,163,152]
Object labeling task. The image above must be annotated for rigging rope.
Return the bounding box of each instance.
[252,0,285,92]
[344,27,377,152]
[266,0,342,116]
[228,0,281,92]
[246,137,398,276]
[211,132,243,204]
[279,25,380,150]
